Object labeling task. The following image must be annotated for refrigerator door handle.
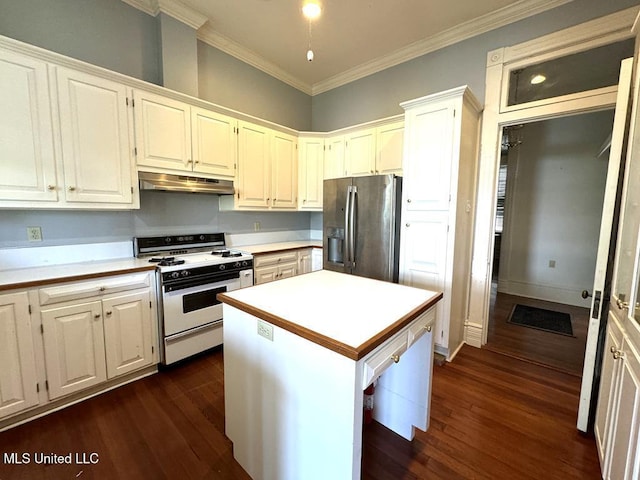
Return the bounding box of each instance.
[345,185,352,266]
[349,186,357,266]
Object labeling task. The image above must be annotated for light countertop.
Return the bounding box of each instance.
[0,258,156,292]
[239,240,322,255]
[218,270,442,360]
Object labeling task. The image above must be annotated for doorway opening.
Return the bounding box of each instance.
[483,111,615,376]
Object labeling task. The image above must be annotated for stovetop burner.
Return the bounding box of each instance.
[148,256,186,267]
[212,249,242,258]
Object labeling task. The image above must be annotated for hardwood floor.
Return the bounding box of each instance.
[484,287,590,376]
[0,345,601,480]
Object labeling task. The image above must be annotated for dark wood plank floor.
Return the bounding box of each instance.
[484,290,590,376]
[0,345,601,479]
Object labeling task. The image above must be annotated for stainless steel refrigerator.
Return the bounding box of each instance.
[323,174,402,282]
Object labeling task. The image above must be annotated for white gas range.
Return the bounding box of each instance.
[134,233,253,365]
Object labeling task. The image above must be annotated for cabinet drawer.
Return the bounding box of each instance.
[39,273,151,306]
[362,332,408,389]
[254,251,299,268]
[407,308,435,348]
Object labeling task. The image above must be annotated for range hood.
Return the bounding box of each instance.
[138,172,234,195]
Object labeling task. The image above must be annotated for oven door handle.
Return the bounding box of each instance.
[162,271,241,292]
[165,321,222,343]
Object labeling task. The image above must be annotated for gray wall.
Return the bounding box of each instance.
[0,193,312,248]
[311,0,640,131]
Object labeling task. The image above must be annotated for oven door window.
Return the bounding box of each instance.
[183,286,226,314]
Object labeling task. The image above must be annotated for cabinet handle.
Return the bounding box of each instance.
[68,186,76,192]
[613,350,623,360]
[406,223,410,227]
[187,159,193,164]
[610,346,617,353]
[99,286,106,292]
[424,325,432,332]
[194,160,199,164]
[370,170,374,174]
[105,311,112,316]
[407,198,412,203]
[94,313,101,319]
[391,354,400,364]
[47,185,56,191]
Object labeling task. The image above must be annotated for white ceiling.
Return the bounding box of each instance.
[122,0,573,95]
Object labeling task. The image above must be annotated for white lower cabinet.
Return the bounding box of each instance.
[0,291,39,420]
[0,271,158,429]
[254,251,298,285]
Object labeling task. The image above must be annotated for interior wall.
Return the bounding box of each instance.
[311,0,639,131]
[497,111,614,307]
[0,193,312,249]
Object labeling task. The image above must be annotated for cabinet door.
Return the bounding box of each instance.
[595,314,623,469]
[399,214,448,348]
[271,132,297,209]
[298,249,312,274]
[41,301,107,400]
[324,135,345,179]
[606,340,640,480]
[254,265,278,285]
[0,292,39,419]
[134,90,191,171]
[278,262,298,280]
[103,290,153,379]
[56,67,133,204]
[376,121,404,175]
[0,50,57,202]
[237,121,270,207]
[191,107,237,178]
[402,103,455,212]
[299,137,324,210]
[346,128,376,177]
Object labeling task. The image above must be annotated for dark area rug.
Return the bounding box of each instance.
[507,304,574,336]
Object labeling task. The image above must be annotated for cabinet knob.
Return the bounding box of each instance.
[406,223,410,227]
[194,160,199,164]
[47,185,56,191]
[617,298,629,310]
[370,170,374,173]
[68,186,76,192]
[105,311,112,316]
[391,354,400,364]
[407,198,412,203]
[94,313,101,319]
[187,159,193,164]
[610,346,617,353]
[613,350,623,360]
[99,286,106,292]
[424,325,432,333]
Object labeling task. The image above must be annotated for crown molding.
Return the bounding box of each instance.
[197,24,313,95]
[311,0,572,95]
[121,0,208,29]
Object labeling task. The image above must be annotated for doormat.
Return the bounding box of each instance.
[507,304,574,337]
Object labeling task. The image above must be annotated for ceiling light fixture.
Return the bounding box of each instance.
[302,1,321,62]
[530,74,546,85]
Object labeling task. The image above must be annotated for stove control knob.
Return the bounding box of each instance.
[234,261,241,268]
[181,270,190,277]
[171,272,180,279]
[199,235,206,241]
[242,261,249,267]
[219,264,226,271]
[165,237,172,244]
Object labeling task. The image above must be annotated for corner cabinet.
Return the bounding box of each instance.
[298,135,324,210]
[399,86,482,360]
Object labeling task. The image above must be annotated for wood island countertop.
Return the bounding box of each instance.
[218,270,442,360]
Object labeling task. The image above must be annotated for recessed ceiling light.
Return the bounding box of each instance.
[302,2,321,20]
[530,74,546,85]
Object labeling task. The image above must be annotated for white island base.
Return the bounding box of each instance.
[220,270,441,480]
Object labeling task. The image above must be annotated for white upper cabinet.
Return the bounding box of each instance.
[191,106,237,177]
[375,120,404,175]
[56,67,134,205]
[298,135,324,210]
[236,121,271,208]
[134,90,237,179]
[324,135,345,179]
[134,90,191,171]
[271,131,298,209]
[345,128,377,176]
[0,50,57,203]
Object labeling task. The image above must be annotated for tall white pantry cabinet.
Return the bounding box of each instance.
[399,86,482,360]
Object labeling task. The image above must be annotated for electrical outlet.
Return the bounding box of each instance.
[254,222,261,232]
[548,260,556,268]
[257,320,273,341]
[27,226,43,242]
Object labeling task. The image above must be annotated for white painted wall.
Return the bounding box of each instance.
[497,111,614,307]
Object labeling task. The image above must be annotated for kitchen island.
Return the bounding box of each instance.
[218,270,442,480]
